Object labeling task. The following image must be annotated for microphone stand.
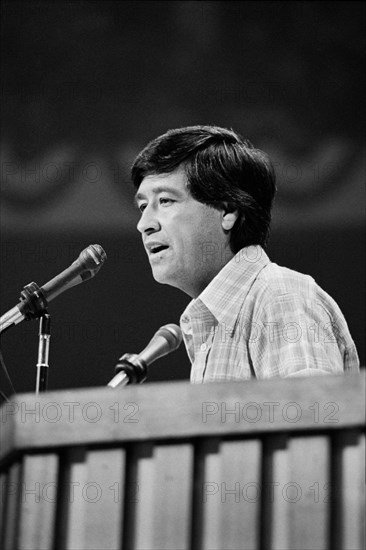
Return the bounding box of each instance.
[107,353,147,389]
[0,282,51,395]
[36,313,51,394]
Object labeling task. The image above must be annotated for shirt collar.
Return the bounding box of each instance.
[182,245,270,329]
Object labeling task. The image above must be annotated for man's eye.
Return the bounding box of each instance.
[138,203,147,212]
[159,198,174,205]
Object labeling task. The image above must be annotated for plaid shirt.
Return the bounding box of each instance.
[180,245,360,382]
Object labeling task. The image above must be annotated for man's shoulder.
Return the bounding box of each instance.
[243,260,340,318]
[254,261,317,298]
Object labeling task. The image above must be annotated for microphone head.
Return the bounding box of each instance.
[79,244,107,280]
[155,323,183,352]
[136,323,183,367]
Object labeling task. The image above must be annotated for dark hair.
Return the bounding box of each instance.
[131,125,276,252]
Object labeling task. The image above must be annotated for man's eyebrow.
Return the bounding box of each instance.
[134,185,183,205]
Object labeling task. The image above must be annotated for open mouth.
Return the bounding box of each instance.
[150,245,169,254]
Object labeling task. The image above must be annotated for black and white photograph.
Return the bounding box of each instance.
[0,2,365,549]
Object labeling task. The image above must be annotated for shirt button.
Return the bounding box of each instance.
[200,343,207,351]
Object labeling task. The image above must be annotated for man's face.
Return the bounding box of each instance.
[135,167,235,297]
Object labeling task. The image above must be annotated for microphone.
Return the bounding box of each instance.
[0,244,107,333]
[107,323,183,388]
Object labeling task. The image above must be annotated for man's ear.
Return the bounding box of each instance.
[221,203,239,231]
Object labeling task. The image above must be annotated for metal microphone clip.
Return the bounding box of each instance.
[107,353,147,388]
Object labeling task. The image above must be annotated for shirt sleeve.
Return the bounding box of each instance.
[247,293,359,378]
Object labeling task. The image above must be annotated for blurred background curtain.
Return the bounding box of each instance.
[1,1,364,393]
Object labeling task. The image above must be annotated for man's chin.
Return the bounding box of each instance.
[151,265,169,283]
[151,266,178,287]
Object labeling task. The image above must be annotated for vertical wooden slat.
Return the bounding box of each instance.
[199,438,262,550]
[18,453,59,550]
[0,471,6,543]
[287,436,330,550]
[266,435,332,550]
[261,435,289,550]
[127,442,194,550]
[3,461,22,550]
[123,443,153,550]
[61,446,126,550]
[333,430,365,550]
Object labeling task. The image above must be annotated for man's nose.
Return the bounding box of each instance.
[137,206,161,234]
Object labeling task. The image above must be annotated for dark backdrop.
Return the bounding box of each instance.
[1,1,365,396]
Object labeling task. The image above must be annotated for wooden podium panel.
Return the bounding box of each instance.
[0,373,365,550]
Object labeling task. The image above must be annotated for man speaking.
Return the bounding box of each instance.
[131,125,359,382]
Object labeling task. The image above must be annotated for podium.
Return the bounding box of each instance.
[1,373,365,550]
